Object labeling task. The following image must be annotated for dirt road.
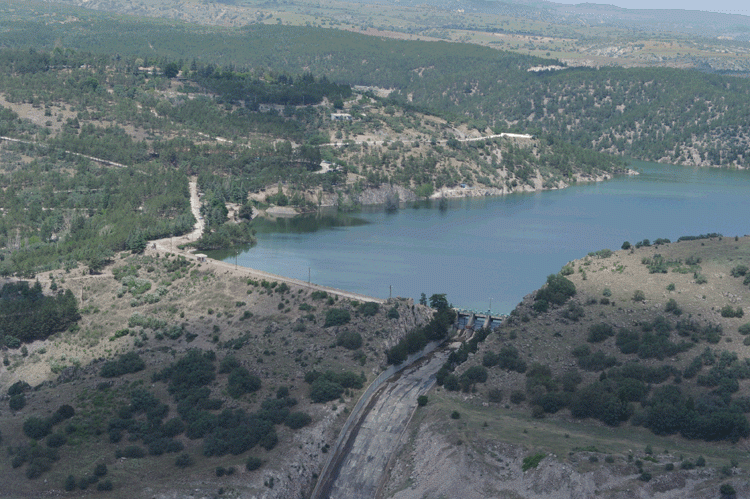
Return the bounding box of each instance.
[150,179,384,304]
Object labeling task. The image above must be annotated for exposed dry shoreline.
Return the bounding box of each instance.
[257,169,638,217]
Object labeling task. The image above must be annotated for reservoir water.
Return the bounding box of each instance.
[208,160,750,314]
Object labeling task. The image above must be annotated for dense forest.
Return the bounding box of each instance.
[1,3,748,167]
[0,281,79,346]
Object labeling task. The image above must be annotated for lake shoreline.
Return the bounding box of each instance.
[220,160,750,314]
[257,168,639,218]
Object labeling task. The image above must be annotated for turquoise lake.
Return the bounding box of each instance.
[209,160,750,314]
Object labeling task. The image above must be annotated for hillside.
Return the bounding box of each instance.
[35,0,750,72]
[0,247,433,498]
[0,46,626,277]
[3,2,750,169]
[384,235,750,498]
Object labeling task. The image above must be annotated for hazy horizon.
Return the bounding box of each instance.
[548,0,748,15]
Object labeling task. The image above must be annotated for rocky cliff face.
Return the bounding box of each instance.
[383,420,734,499]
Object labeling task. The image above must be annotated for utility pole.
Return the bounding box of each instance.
[389,285,392,300]
[308,267,311,284]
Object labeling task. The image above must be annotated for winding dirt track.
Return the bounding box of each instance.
[149,179,384,304]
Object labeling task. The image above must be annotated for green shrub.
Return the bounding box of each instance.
[54,404,75,421]
[615,328,640,355]
[510,390,526,404]
[94,463,107,477]
[443,374,459,391]
[155,349,216,401]
[482,351,499,367]
[219,355,240,374]
[496,346,527,373]
[246,456,263,471]
[324,308,351,327]
[562,302,584,321]
[9,393,26,411]
[577,350,618,371]
[535,274,576,306]
[285,412,312,429]
[175,453,193,468]
[532,299,548,313]
[359,302,380,317]
[522,452,545,471]
[387,307,400,319]
[310,378,343,403]
[23,417,52,440]
[730,265,748,277]
[488,389,502,403]
[417,395,428,406]
[336,330,362,350]
[46,433,67,448]
[560,369,583,392]
[100,352,145,378]
[461,365,488,384]
[450,411,460,419]
[721,306,744,318]
[162,417,185,438]
[720,483,736,497]
[96,480,113,491]
[227,367,262,398]
[665,298,682,315]
[587,323,614,343]
[739,324,750,335]
[632,290,646,302]
[8,380,31,396]
[64,475,76,491]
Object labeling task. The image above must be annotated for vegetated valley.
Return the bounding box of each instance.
[1,1,750,498]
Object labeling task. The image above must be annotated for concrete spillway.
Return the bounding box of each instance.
[312,348,449,499]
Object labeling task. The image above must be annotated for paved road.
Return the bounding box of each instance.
[317,349,449,499]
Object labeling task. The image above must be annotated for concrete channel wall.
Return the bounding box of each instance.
[310,341,443,499]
